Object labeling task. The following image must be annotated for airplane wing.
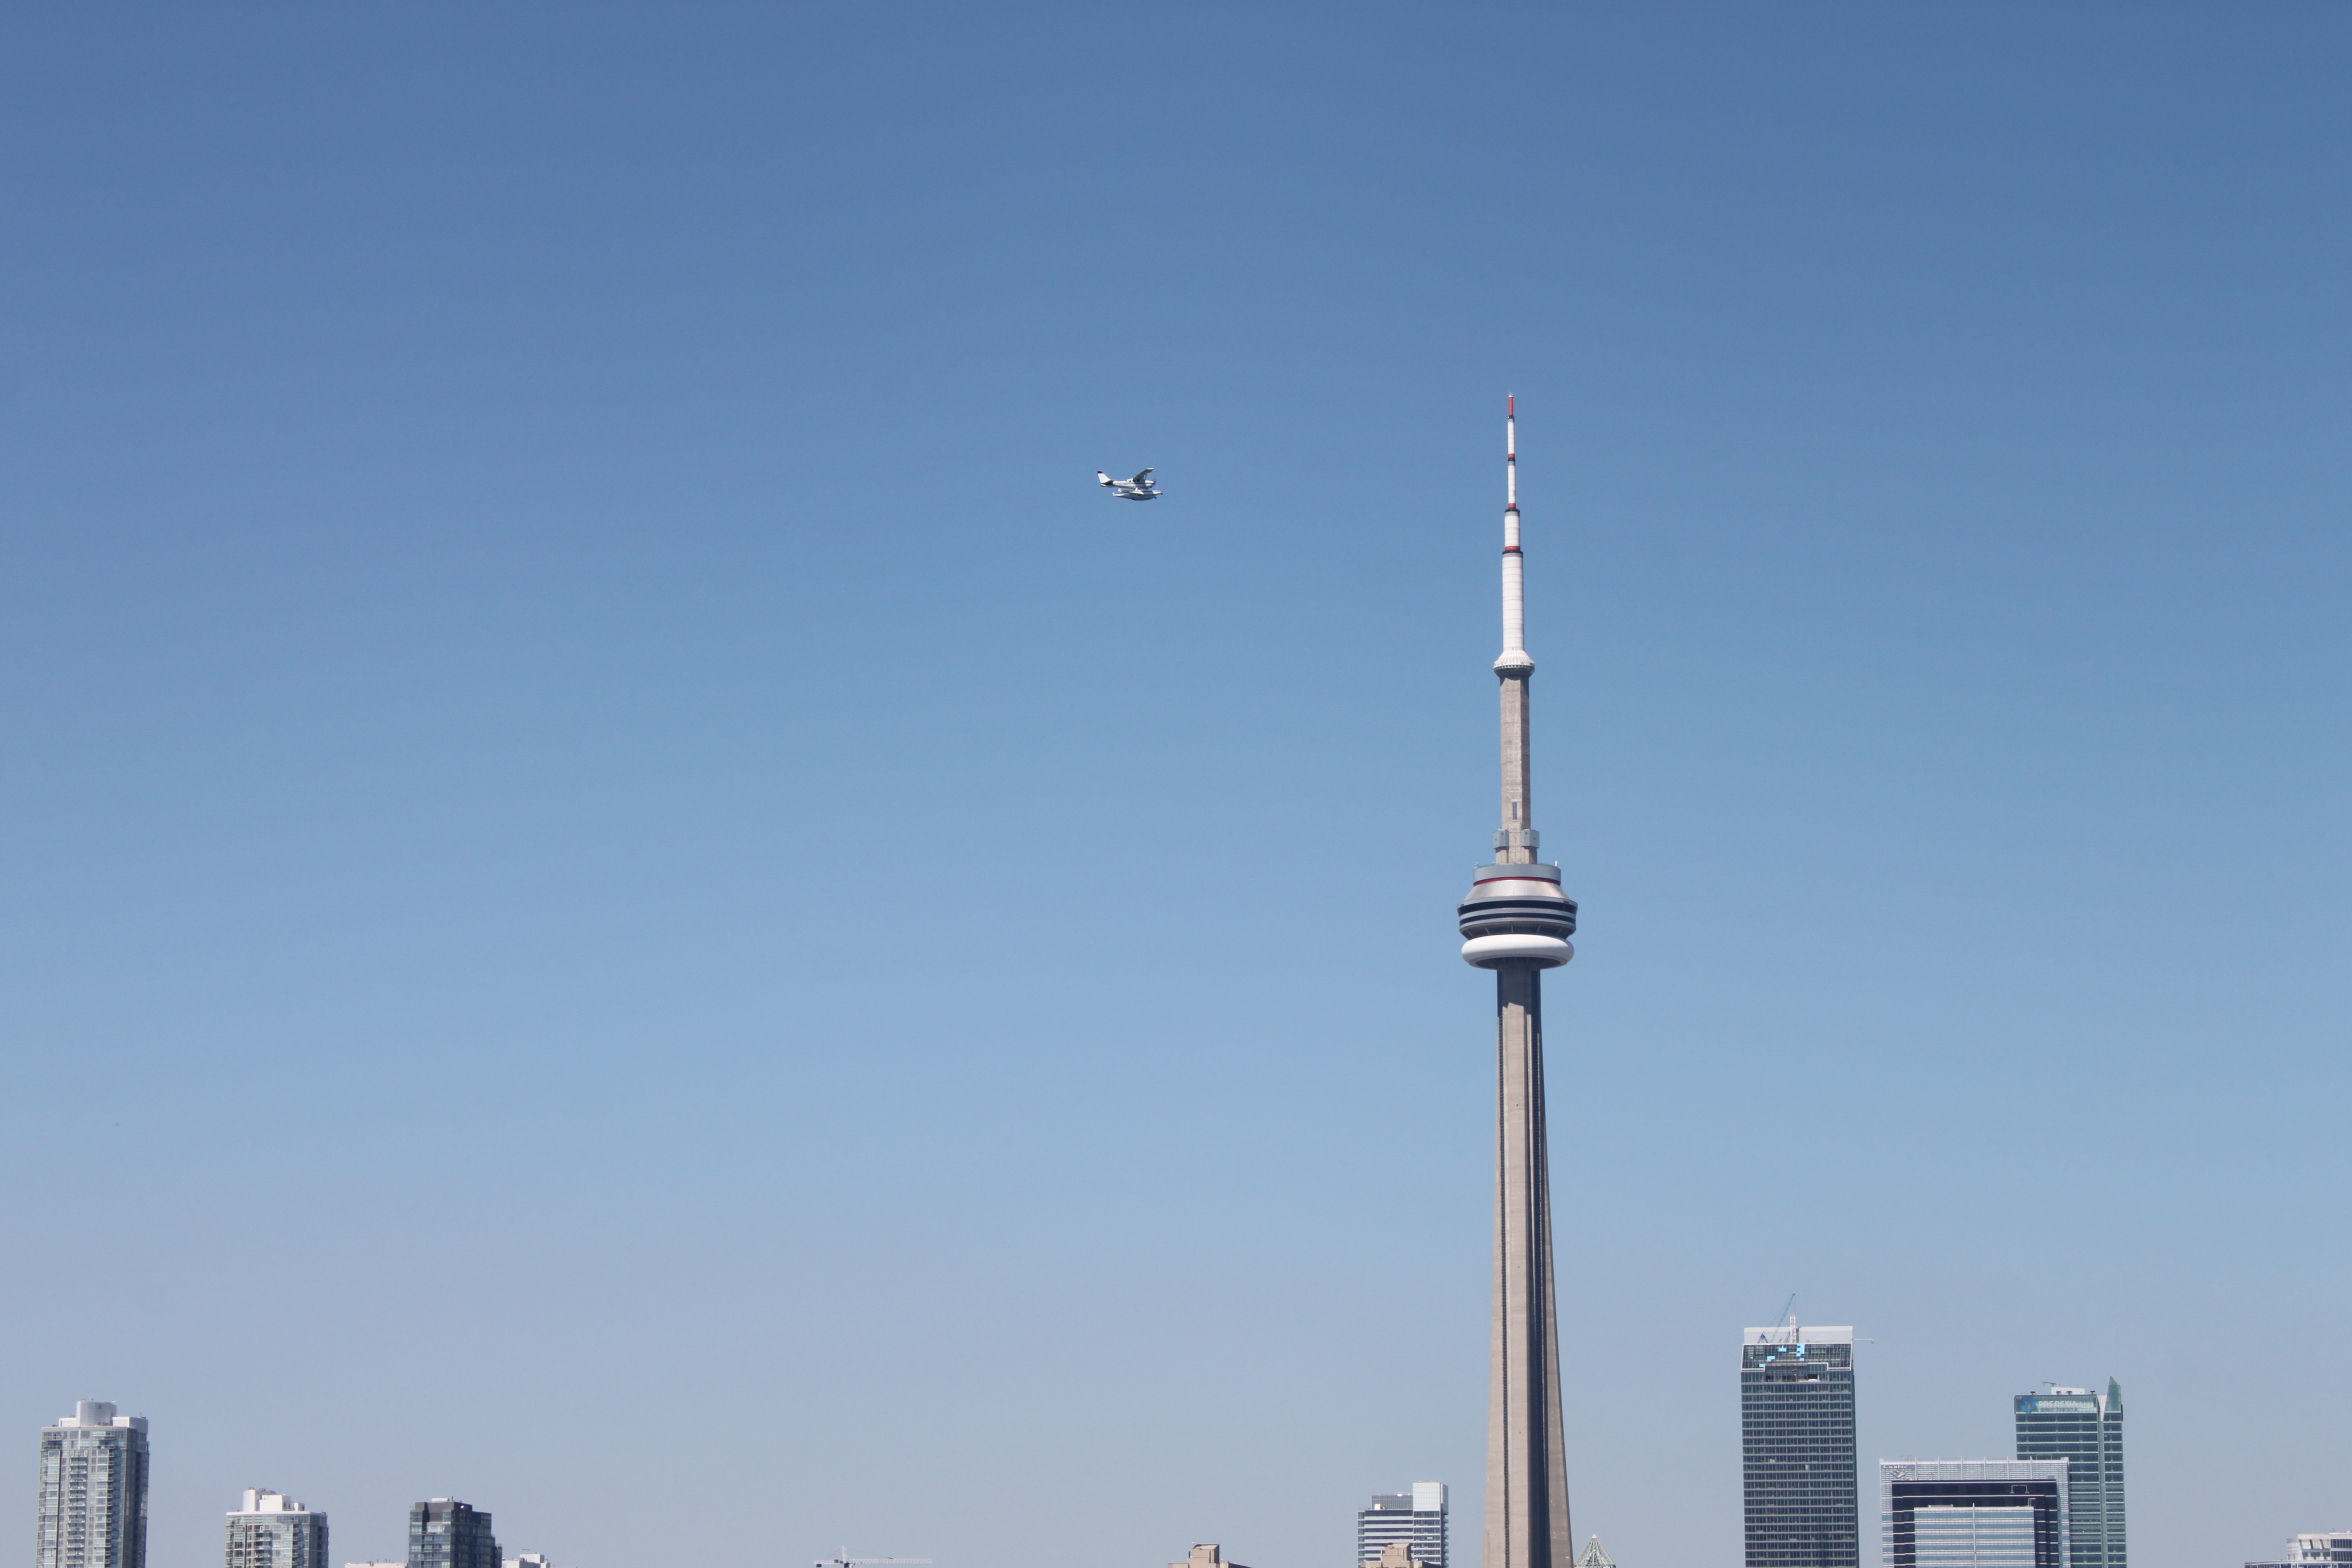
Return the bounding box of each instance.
[1129,469,1153,485]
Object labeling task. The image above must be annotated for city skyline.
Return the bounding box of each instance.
[45,1328,2346,1568]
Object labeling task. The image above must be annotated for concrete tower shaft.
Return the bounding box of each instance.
[1457,398,1576,1568]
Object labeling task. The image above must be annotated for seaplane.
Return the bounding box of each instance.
[1096,467,1162,500]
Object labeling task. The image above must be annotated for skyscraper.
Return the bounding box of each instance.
[1358,1484,1449,1568]
[226,1490,328,1568]
[1880,1461,2069,1568]
[2015,1383,2122,1568]
[407,1501,497,1568]
[1741,1324,1858,1568]
[1456,398,1578,1568]
[37,1401,150,1568]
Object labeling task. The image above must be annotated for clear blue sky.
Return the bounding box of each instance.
[2,6,2347,1568]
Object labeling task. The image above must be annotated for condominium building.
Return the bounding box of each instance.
[407,1501,497,1568]
[1881,1460,2069,1568]
[1358,1483,1448,1568]
[227,1490,328,1568]
[1742,1324,1859,1568]
[2016,1383,2122,1568]
[37,1401,151,1568]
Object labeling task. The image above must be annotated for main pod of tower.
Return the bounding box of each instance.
[1458,862,1576,965]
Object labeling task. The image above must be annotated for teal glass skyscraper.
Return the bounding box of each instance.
[2016,1382,2124,1568]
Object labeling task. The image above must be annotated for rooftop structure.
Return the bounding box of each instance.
[2247,1535,2352,1568]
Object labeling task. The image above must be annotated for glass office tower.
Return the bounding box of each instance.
[1742,1324,1859,1568]
[1881,1461,2069,1568]
[2015,1382,2122,1568]
[407,1501,498,1568]
[37,1402,150,1568]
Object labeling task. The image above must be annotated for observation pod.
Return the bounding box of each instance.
[1458,859,1577,968]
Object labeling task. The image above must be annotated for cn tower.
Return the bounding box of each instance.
[1457,396,1576,1568]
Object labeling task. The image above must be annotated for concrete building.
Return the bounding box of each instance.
[1881,1461,2069,1568]
[227,1491,328,1568]
[1456,398,1578,1568]
[2015,1383,2122,1568]
[1359,1484,1449,1568]
[407,1501,497,1568]
[37,1401,151,1568]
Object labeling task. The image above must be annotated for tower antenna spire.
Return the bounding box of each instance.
[1457,396,1578,1568]
[1502,393,1524,671]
